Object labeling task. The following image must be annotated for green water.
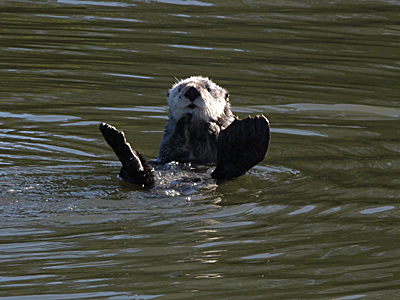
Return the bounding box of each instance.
[1,0,400,299]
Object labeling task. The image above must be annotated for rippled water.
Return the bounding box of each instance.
[1,0,400,299]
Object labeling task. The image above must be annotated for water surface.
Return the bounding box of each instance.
[1,0,400,299]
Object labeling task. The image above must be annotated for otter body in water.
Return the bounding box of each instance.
[157,76,235,164]
[100,76,270,188]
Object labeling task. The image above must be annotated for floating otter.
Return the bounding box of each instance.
[100,76,270,189]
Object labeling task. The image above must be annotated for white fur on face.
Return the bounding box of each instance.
[167,76,229,122]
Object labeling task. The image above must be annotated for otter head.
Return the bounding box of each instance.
[167,76,233,123]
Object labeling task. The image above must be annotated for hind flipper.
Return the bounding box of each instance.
[211,115,270,180]
[99,123,155,188]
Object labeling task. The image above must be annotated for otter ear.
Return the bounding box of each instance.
[225,93,229,100]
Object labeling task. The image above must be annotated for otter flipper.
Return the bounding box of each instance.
[99,123,155,188]
[211,115,270,179]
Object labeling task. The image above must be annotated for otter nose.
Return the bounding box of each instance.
[184,87,201,102]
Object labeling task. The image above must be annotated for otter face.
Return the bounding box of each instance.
[167,76,230,122]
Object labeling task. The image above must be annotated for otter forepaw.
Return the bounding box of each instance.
[176,113,192,125]
[171,113,192,140]
[211,115,270,180]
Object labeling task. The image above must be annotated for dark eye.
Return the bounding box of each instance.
[167,92,170,97]
[207,86,212,93]
[225,93,229,100]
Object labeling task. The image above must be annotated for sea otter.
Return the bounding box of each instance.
[100,76,270,189]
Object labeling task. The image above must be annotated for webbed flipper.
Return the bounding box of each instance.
[99,123,155,188]
[211,115,270,180]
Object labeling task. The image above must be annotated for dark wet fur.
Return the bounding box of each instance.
[99,123,155,188]
[211,115,270,179]
[158,113,222,164]
[99,115,269,189]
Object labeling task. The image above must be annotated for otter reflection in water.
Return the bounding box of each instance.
[100,76,270,189]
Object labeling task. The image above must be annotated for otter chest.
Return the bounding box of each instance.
[186,127,218,163]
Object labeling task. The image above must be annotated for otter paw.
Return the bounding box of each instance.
[99,123,131,162]
[173,113,193,138]
[177,113,192,125]
[211,115,270,179]
[99,123,155,188]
